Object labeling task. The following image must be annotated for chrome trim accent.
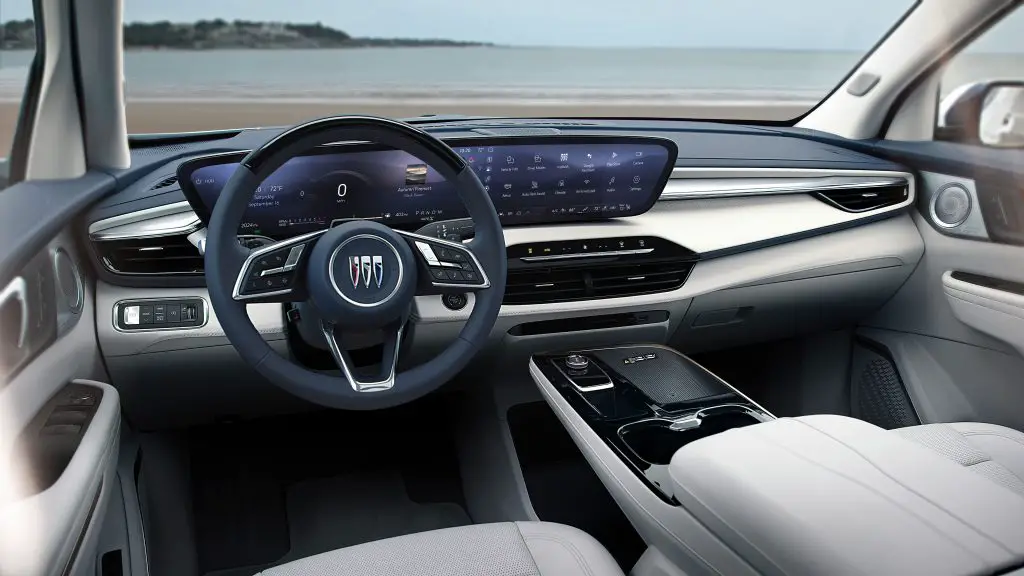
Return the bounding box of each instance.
[327,235,404,308]
[111,297,210,334]
[395,230,492,290]
[187,228,208,255]
[520,248,654,262]
[321,320,402,392]
[52,248,84,313]
[553,357,614,392]
[89,201,201,241]
[232,229,326,301]
[0,277,29,348]
[661,171,907,201]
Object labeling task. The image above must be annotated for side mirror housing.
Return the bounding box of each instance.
[938,80,1024,147]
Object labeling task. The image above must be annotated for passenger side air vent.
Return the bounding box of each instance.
[95,234,203,276]
[149,175,179,191]
[815,184,909,213]
[505,261,693,305]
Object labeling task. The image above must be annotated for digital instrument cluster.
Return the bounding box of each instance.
[178,137,676,239]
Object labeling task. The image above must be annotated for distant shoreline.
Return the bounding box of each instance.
[0,19,492,51]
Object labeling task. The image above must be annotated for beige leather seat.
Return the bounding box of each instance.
[894,422,1024,496]
[256,521,624,576]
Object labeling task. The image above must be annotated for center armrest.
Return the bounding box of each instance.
[669,415,1024,576]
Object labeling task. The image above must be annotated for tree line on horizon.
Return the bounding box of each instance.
[0,19,488,50]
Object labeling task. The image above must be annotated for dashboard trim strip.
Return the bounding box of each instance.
[89,201,201,241]
[520,248,655,262]
[660,169,908,201]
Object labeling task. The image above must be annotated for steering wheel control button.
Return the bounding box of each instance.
[442,293,468,311]
[430,268,447,281]
[415,241,442,266]
[116,299,206,331]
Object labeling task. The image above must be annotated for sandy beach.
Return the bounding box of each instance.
[0,100,808,151]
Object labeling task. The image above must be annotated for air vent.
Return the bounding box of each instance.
[96,234,203,276]
[816,184,908,213]
[149,175,178,191]
[505,261,693,305]
[504,267,587,305]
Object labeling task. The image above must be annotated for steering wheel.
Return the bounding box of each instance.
[205,116,507,410]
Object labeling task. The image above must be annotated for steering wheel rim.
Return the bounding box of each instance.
[205,116,507,410]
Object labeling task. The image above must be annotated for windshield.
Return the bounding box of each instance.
[1,1,918,139]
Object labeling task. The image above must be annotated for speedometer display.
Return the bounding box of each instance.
[179,136,676,239]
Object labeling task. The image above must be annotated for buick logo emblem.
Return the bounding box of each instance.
[349,255,384,288]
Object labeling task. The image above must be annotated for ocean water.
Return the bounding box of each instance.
[2,46,1022,104]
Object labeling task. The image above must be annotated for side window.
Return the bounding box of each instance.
[938,7,1024,147]
[0,0,40,187]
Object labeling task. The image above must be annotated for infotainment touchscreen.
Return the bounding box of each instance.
[179,136,676,238]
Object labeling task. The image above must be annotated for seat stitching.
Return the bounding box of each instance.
[960,431,1024,451]
[522,534,596,576]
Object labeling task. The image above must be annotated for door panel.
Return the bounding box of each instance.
[859,141,1024,429]
[0,230,119,576]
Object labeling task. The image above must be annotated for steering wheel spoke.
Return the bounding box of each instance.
[320,320,402,392]
[232,230,326,302]
[395,230,491,295]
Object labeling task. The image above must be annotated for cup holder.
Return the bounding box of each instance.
[619,405,766,465]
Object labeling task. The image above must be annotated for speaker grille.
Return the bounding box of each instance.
[852,343,920,430]
[933,183,972,227]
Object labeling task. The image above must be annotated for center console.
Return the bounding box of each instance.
[531,344,773,502]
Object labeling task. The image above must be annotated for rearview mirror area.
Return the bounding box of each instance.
[938,80,1024,147]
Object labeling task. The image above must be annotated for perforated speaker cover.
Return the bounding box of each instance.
[934,183,971,227]
[593,347,730,407]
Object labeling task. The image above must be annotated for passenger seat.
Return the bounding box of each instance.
[894,423,1024,496]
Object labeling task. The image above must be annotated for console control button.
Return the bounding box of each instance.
[442,293,468,311]
[565,354,590,371]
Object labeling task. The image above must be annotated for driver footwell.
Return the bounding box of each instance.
[185,400,471,576]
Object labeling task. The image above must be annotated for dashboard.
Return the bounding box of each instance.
[178,136,676,238]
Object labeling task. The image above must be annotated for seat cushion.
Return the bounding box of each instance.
[255,521,624,576]
[894,422,1024,496]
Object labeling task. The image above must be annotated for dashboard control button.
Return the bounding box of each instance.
[123,305,140,326]
[167,304,181,323]
[140,305,154,325]
[442,293,468,311]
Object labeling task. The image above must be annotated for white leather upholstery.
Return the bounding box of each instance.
[255,521,624,576]
[669,415,1024,576]
[894,422,1024,496]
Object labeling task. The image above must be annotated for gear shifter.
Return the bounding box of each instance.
[565,354,589,371]
[556,353,612,392]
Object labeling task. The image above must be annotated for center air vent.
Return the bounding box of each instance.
[816,184,908,212]
[505,260,693,305]
[95,235,203,276]
[149,175,179,191]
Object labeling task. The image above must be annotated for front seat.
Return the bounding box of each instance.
[256,521,625,576]
[894,422,1024,496]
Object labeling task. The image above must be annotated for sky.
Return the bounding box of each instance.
[1,0,1023,51]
